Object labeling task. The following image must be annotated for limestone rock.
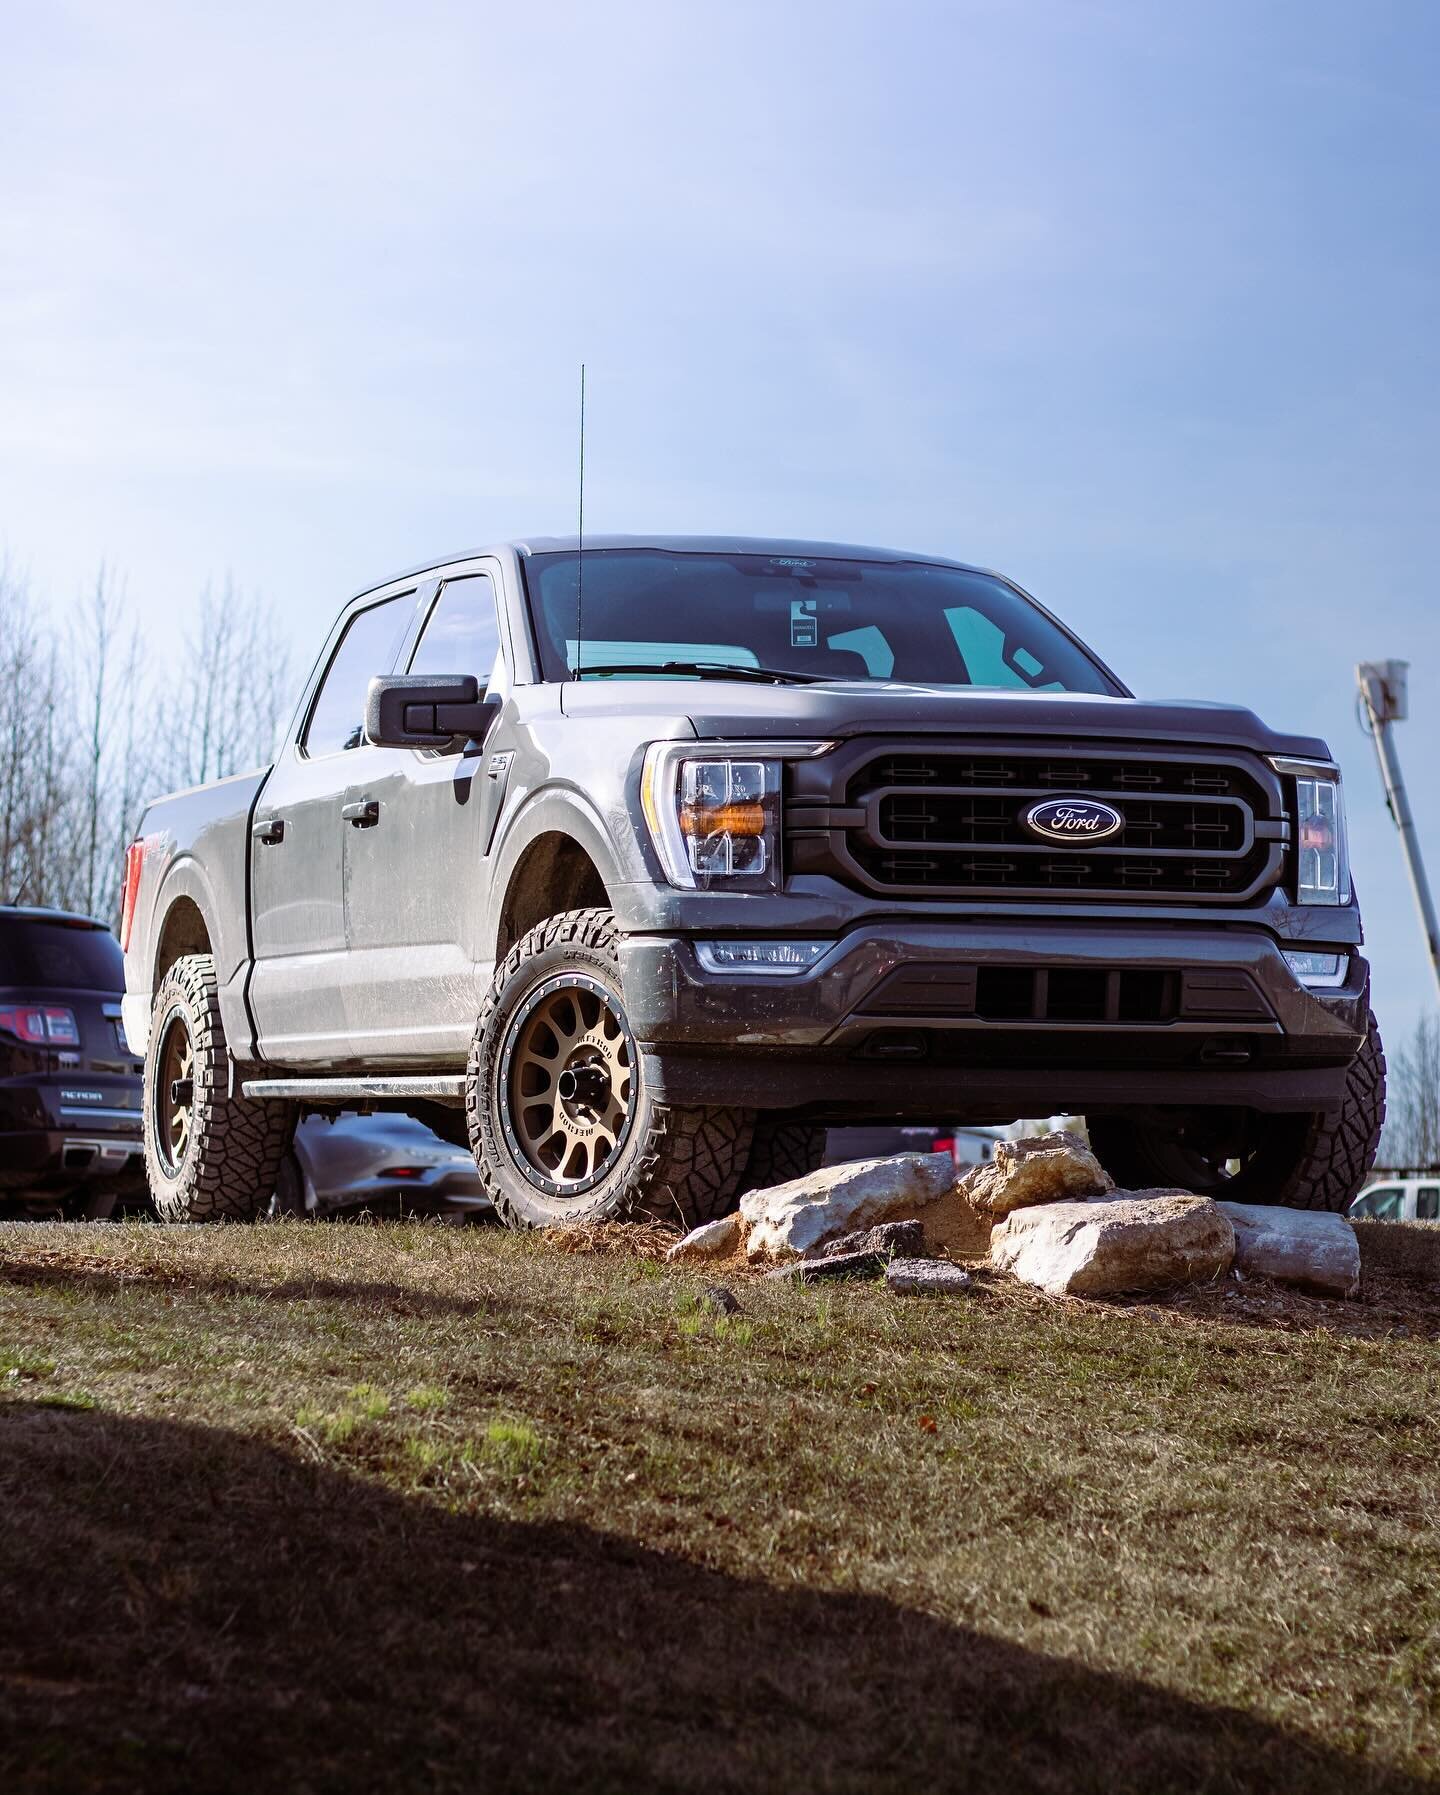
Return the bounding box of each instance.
[962,1130,1114,1217]
[814,1219,927,1261]
[885,1258,974,1295]
[1217,1201,1360,1298]
[667,1213,741,1263]
[990,1192,1234,1296]
[740,1153,958,1261]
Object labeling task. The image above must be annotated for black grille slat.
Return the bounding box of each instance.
[804,742,1283,904]
[875,792,1247,855]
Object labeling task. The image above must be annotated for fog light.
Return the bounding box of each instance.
[1283,950,1347,988]
[695,940,830,975]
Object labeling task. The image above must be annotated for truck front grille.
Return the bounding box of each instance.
[786,742,1288,904]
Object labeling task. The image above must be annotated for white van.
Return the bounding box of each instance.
[1348,1176,1440,1222]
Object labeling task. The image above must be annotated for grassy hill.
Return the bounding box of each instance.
[1,1220,1437,1793]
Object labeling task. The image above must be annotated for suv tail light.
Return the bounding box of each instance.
[120,839,146,951]
[0,1006,81,1047]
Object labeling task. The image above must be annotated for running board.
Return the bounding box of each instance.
[241,1075,465,1105]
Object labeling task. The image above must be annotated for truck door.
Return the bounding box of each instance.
[248,590,418,1063]
[341,571,513,1061]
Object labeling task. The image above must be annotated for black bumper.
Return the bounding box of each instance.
[618,922,1368,1123]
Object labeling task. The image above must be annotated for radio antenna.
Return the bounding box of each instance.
[574,362,586,679]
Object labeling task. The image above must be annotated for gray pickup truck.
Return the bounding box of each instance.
[121,535,1383,1228]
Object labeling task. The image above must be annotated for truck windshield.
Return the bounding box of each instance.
[523,550,1119,694]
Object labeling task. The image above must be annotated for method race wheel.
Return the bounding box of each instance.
[467,909,754,1230]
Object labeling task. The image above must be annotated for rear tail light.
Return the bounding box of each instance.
[379,1166,429,1180]
[120,839,146,951]
[0,1006,81,1047]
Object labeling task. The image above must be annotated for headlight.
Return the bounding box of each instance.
[641,740,833,889]
[1269,758,1351,906]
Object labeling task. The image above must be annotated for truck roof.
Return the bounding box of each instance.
[361,534,994,597]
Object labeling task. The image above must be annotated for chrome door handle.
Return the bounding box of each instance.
[253,818,285,845]
[342,800,380,828]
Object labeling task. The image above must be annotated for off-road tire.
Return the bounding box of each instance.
[143,954,297,1223]
[466,908,754,1230]
[739,1117,828,1195]
[1088,1011,1386,1214]
[267,1152,310,1219]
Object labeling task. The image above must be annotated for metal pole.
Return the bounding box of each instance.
[1356,660,1440,1001]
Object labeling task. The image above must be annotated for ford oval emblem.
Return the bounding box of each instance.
[1022,796,1124,846]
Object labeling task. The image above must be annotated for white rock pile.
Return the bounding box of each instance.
[666,1127,1362,1302]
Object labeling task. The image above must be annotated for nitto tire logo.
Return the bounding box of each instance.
[1022,797,1124,846]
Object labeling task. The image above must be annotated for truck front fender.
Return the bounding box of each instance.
[485,787,635,963]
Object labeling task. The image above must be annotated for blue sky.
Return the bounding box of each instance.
[3,0,1437,1041]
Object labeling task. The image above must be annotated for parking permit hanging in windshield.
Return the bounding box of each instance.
[790,598,818,648]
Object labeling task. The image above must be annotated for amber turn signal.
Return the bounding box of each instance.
[679,802,766,837]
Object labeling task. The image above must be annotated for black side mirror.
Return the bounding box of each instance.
[365,674,496,749]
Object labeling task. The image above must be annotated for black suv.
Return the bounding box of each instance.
[0,907,144,1217]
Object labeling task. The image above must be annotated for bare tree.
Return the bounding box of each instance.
[157,579,293,792]
[1382,1015,1440,1170]
[67,565,150,918]
[1,563,293,924]
[0,564,77,910]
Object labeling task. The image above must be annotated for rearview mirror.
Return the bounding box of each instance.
[365,674,496,750]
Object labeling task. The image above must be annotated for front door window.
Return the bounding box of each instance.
[305,597,415,756]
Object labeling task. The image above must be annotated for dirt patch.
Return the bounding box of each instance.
[539,1219,681,1260]
[1104,1265,1440,1340]
[917,1183,995,1256]
[1353,1218,1440,1287]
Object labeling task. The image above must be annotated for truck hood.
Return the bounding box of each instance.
[559,679,1333,761]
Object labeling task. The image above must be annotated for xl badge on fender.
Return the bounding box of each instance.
[1022,797,1124,846]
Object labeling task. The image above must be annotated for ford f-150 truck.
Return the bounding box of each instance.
[120,536,1384,1228]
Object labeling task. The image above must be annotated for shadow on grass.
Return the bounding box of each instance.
[0,1404,1424,1795]
[0,1256,497,1320]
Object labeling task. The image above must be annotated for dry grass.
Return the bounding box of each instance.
[1,1218,1437,1794]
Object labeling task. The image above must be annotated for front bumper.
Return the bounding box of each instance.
[618,922,1368,1122]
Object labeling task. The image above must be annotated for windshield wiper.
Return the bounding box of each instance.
[572,660,826,685]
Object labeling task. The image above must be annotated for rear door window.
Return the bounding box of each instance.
[1416,1186,1439,1221]
[304,595,413,756]
[0,919,124,990]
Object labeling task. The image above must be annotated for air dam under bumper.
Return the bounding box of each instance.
[618,923,1369,1124]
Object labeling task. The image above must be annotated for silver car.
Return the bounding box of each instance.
[273,1113,493,1220]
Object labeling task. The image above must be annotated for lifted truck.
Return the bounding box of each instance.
[120,536,1384,1227]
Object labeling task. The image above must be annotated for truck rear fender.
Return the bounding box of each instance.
[121,767,272,1058]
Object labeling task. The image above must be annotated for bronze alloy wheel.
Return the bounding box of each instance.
[153,1009,195,1178]
[498,971,637,1197]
